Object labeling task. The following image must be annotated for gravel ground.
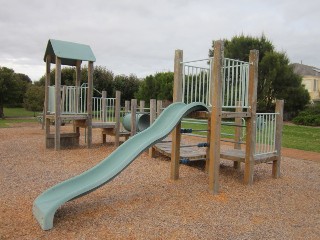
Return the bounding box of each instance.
[0,123,319,240]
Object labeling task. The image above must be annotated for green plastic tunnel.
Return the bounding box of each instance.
[122,113,150,132]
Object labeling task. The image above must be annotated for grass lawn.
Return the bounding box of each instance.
[3,107,40,118]
[182,119,320,153]
[0,118,37,128]
[1,108,39,128]
[282,125,320,153]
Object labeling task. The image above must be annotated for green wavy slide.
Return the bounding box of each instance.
[33,102,207,230]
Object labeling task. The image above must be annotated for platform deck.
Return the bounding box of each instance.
[154,141,277,163]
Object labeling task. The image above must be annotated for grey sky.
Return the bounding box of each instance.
[0,0,319,81]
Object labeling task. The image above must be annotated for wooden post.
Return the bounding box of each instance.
[75,60,81,113]
[244,50,259,185]
[149,99,157,157]
[87,61,93,148]
[102,91,107,122]
[272,99,284,178]
[131,99,137,136]
[156,100,163,117]
[54,57,62,151]
[234,102,242,170]
[114,91,121,147]
[139,100,145,113]
[205,116,211,174]
[208,40,223,194]
[61,86,66,113]
[170,49,183,180]
[45,55,51,141]
[125,101,130,114]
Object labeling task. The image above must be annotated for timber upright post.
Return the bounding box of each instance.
[149,99,157,157]
[102,91,107,122]
[131,99,137,136]
[170,49,183,180]
[244,50,259,185]
[45,55,51,146]
[87,61,94,148]
[114,91,121,147]
[208,40,224,194]
[272,99,284,178]
[234,102,243,170]
[74,61,81,133]
[54,56,62,151]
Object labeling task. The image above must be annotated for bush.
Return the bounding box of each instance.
[292,104,320,126]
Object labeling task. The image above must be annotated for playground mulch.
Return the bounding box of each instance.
[0,123,319,240]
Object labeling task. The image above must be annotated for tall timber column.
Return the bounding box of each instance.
[272,99,284,178]
[54,57,62,151]
[87,61,94,148]
[208,40,223,194]
[170,49,183,180]
[244,50,259,185]
[45,55,51,145]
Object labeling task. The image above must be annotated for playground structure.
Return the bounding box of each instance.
[165,41,284,194]
[44,39,148,150]
[34,39,283,230]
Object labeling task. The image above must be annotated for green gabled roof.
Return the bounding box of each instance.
[44,39,96,66]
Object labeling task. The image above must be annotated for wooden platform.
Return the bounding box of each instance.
[154,141,277,163]
[46,114,88,120]
[155,141,206,161]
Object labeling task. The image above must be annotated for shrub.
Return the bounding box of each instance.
[292,104,320,126]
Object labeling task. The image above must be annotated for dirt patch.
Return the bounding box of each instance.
[0,123,319,239]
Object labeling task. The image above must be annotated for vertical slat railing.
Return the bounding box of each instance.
[181,58,211,106]
[255,113,278,155]
[222,58,249,109]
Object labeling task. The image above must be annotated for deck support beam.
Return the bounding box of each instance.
[244,50,259,185]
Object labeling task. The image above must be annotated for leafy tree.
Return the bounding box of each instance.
[209,34,309,114]
[24,85,45,116]
[0,67,30,118]
[113,74,140,103]
[135,72,174,101]
[15,73,32,104]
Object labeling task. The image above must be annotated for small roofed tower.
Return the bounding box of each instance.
[43,39,96,150]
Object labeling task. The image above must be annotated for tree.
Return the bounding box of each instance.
[135,72,174,102]
[209,34,309,114]
[14,73,32,105]
[0,67,28,118]
[113,74,140,103]
[24,85,45,116]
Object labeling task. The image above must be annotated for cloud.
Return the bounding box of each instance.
[0,0,319,81]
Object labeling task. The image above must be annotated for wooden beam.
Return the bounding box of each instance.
[45,55,51,142]
[149,99,157,157]
[87,61,93,148]
[102,91,107,122]
[54,57,61,151]
[272,99,284,178]
[75,60,81,113]
[208,40,224,194]
[131,99,137,136]
[173,49,183,102]
[170,122,181,180]
[157,100,163,117]
[114,91,121,147]
[205,116,211,174]
[125,101,130,114]
[139,100,145,113]
[233,103,242,170]
[170,49,183,180]
[244,50,259,185]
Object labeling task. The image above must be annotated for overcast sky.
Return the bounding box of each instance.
[0,0,319,82]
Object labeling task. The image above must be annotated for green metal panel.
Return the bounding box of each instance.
[33,102,208,230]
[44,39,96,66]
